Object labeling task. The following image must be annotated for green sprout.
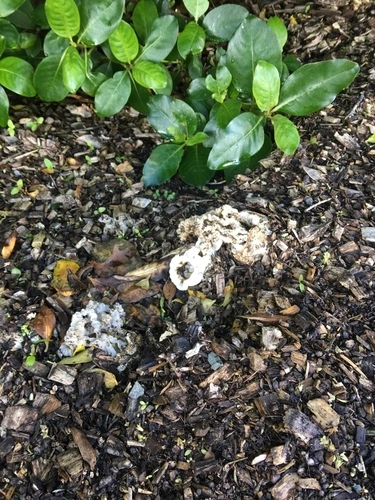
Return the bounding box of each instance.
[26,116,44,132]
[322,252,331,265]
[7,119,16,137]
[94,207,106,215]
[139,400,148,411]
[298,274,306,293]
[25,344,36,367]
[11,179,24,195]
[43,158,54,173]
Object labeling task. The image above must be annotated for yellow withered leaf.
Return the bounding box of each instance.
[188,290,207,300]
[222,279,235,307]
[51,260,80,296]
[88,368,118,389]
[2,231,17,259]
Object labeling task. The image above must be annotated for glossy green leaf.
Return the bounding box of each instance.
[132,60,168,91]
[26,36,42,58]
[95,71,131,117]
[224,134,272,182]
[185,131,209,146]
[152,63,173,95]
[0,57,35,96]
[206,65,232,102]
[140,15,178,62]
[216,98,242,128]
[132,0,158,43]
[79,0,125,46]
[62,46,85,93]
[188,54,204,79]
[44,30,70,55]
[0,0,25,18]
[167,125,186,144]
[0,85,9,127]
[142,143,184,186]
[283,55,302,73]
[271,114,300,154]
[179,145,213,186]
[33,4,49,28]
[253,60,280,112]
[208,113,264,170]
[128,80,150,114]
[280,63,289,83]
[227,17,282,97]
[188,78,212,102]
[183,0,209,21]
[202,4,248,42]
[186,77,212,116]
[268,17,287,49]
[0,20,19,49]
[33,54,68,101]
[148,95,197,138]
[202,107,221,147]
[19,32,37,50]
[45,0,80,38]
[275,60,360,116]
[109,21,139,63]
[178,21,206,58]
[0,36,5,57]
[81,71,107,96]
[6,1,36,29]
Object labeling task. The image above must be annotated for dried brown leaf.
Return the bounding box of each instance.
[71,427,97,470]
[92,244,137,277]
[163,281,176,303]
[32,306,56,341]
[119,282,161,303]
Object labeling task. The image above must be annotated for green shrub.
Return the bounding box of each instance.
[0,0,359,186]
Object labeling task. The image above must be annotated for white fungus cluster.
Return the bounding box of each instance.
[169,205,270,290]
[58,300,127,357]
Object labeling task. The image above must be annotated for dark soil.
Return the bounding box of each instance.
[0,1,374,499]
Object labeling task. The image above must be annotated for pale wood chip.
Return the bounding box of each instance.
[199,363,233,388]
[307,398,340,430]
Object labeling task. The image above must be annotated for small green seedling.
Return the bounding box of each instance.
[208,188,219,198]
[85,155,92,165]
[152,189,176,201]
[133,227,149,238]
[139,400,148,411]
[7,120,16,137]
[11,179,24,195]
[94,206,106,215]
[43,158,54,173]
[298,274,306,293]
[322,252,331,265]
[86,140,95,151]
[26,116,44,131]
[164,190,176,201]
[21,324,31,336]
[24,344,36,367]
